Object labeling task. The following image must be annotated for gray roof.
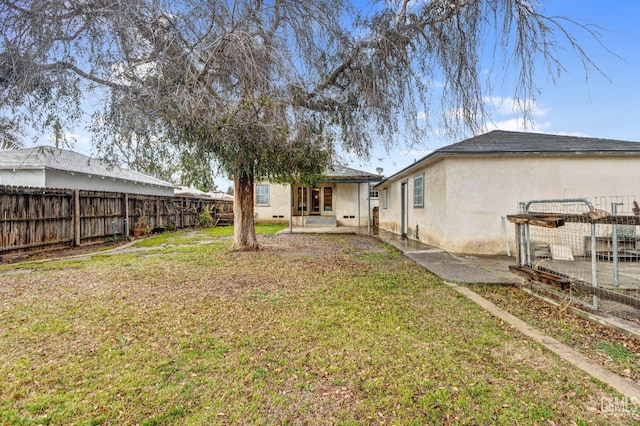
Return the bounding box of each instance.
[438,130,640,155]
[321,164,382,183]
[378,130,640,185]
[0,147,175,188]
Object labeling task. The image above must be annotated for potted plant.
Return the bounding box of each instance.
[132,215,150,237]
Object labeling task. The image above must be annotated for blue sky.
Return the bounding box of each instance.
[32,1,640,190]
[349,0,640,178]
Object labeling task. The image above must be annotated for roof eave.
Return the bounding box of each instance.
[320,176,383,184]
[375,149,640,188]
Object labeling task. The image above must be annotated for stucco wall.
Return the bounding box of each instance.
[378,184,399,234]
[253,181,378,226]
[254,182,290,224]
[335,182,377,227]
[377,154,640,255]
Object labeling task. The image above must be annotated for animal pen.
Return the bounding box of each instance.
[508,197,640,327]
[0,185,233,257]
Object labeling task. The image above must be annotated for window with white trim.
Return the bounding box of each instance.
[323,187,333,211]
[383,188,388,209]
[255,184,270,206]
[413,174,424,208]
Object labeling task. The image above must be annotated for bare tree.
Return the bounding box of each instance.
[0,117,22,149]
[0,0,603,249]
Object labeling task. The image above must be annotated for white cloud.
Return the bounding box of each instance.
[481,95,556,134]
[400,147,432,157]
[554,131,590,138]
[482,118,552,133]
[484,96,550,117]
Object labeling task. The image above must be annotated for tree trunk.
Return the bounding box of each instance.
[232,173,260,251]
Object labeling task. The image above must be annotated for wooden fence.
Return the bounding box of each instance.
[0,185,233,256]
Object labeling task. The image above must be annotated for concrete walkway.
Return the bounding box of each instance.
[373,229,519,284]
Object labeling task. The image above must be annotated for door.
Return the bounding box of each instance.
[400,181,408,238]
[311,188,320,214]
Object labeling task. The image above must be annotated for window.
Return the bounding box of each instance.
[297,187,306,211]
[323,187,333,211]
[255,184,270,206]
[382,188,388,209]
[369,189,379,199]
[413,174,424,208]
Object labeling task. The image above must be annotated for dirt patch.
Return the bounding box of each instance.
[0,240,131,264]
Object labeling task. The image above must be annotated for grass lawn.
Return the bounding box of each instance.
[467,283,640,392]
[0,228,637,425]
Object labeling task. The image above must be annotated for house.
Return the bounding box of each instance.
[375,130,640,255]
[254,165,382,227]
[174,186,234,200]
[0,147,176,196]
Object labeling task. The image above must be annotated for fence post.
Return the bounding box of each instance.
[180,197,185,228]
[591,222,599,310]
[611,202,623,287]
[514,223,522,267]
[518,202,528,265]
[156,198,161,229]
[73,190,81,247]
[123,193,129,237]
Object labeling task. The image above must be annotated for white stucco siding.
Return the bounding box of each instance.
[445,155,640,254]
[378,154,640,255]
[377,183,396,233]
[253,180,379,227]
[335,183,358,226]
[556,156,638,198]
[0,169,46,187]
[335,182,376,226]
[254,182,290,224]
[417,161,447,244]
[439,157,521,254]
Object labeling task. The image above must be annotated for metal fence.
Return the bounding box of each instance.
[508,197,640,327]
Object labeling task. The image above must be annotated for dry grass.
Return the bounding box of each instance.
[0,231,637,425]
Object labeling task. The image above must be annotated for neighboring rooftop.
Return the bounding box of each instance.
[0,147,175,188]
[322,164,383,183]
[174,186,234,200]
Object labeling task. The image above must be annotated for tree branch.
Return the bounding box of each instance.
[40,61,132,91]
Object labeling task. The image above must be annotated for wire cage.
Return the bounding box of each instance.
[509,197,640,327]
